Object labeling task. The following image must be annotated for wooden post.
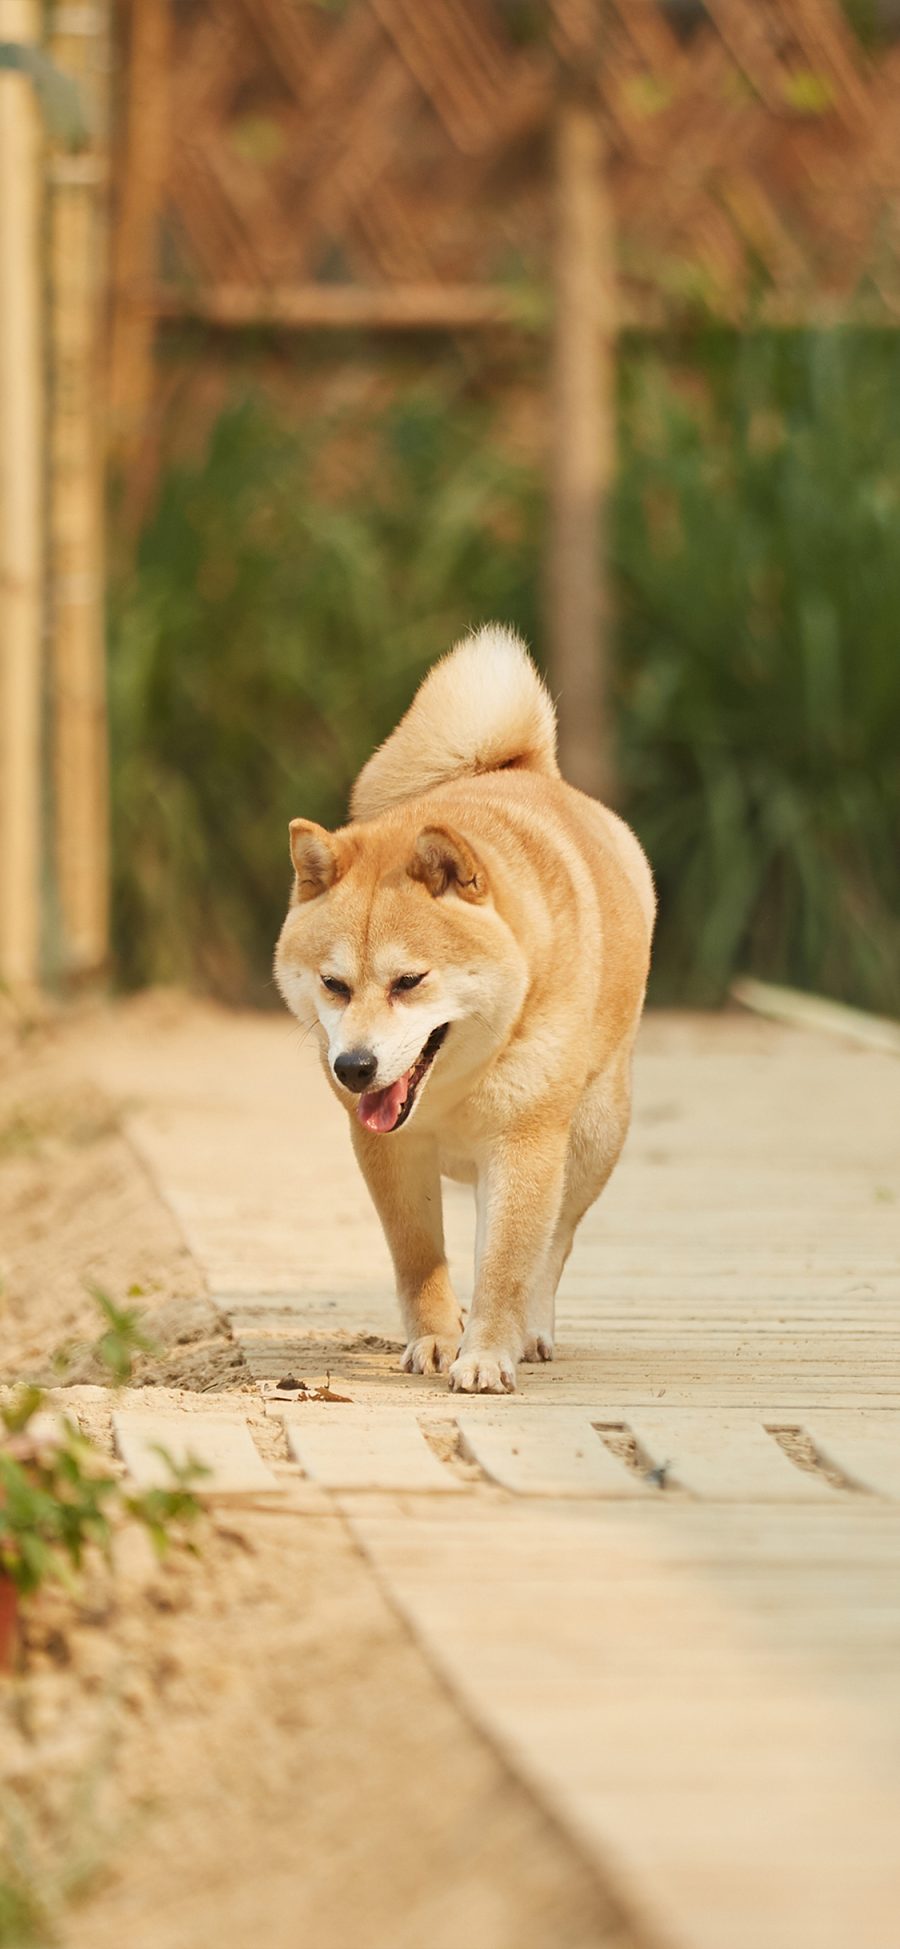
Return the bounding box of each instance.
[47,0,112,977]
[109,0,171,468]
[546,79,617,804]
[0,0,44,994]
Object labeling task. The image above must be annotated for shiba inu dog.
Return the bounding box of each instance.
[275,626,654,1393]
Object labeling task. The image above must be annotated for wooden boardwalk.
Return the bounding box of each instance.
[75,1003,900,1949]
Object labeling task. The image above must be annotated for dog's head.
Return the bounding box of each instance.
[274,814,527,1133]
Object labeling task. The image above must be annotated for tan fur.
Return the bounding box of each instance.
[275,625,654,1394]
[351,623,559,821]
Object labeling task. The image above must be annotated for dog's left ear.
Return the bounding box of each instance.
[408,825,488,903]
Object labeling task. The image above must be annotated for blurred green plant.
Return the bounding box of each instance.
[0,1390,203,1608]
[107,333,900,1013]
[616,328,900,1008]
[108,387,538,1001]
[0,1826,53,1949]
[1,1289,204,1637]
[84,1286,156,1384]
[0,1291,206,1944]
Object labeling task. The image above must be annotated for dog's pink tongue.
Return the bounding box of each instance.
[357,1071,410,1133]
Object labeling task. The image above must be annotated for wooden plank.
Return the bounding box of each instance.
[113,1409,281,1496]
[625,1408,840,1500]
[348,1496,900,1949]
[151,280,536,330]
[72,1005,900,1948]
[282,1406,462,1493]
[0,0,43,994]
[146,282,900,338]
[458,1408,652,1498]
[732,978,900,1057]
[805,1413,900,1500]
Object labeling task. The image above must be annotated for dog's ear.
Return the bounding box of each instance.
[288,820,350,902]
[408,825,488,903]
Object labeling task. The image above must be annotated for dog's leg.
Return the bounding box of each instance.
[521,1256,562,1365]
[522,1059,633,1363]
[449,1126,568,1394]
[351,1124,463,1374]
[521,1220,577,1363]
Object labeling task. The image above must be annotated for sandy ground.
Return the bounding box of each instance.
[0,999,639,1949]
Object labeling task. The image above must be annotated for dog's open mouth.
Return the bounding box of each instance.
[357,1024,449,1135]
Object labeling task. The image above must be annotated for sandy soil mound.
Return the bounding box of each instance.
[0,1005,250,1396]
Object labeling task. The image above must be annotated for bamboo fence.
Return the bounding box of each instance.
[105,0,900,809]
[4,0,900,987]
[0,0,43,994]
[0,0,111,996]
[47,2,111,978]
[110,0,900,395]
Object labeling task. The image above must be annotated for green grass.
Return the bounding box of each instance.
[0,1753,117,1948]
[616,329,900,1008]
[108,388,537,1001]
[107,332,900,1013]
[0,1860,54,1948]
[0,1871,51,1949]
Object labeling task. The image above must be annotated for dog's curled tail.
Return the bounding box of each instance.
[350,624,558,821]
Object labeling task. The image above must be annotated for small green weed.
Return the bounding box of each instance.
[0,1390,203,1605]
[0,1747,120,1949]
[48,1285,159,1390]
[84,1287,156,1385]
[0,1116,39,1162]
[0,1290,207,1946]
[1,1293,205,1624]
[0,1389,204,1942]
[0,1866,50,1948]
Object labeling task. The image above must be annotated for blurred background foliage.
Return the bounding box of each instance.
[108,327,900,1011]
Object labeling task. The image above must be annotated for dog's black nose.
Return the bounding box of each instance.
[334,1048,378,1093]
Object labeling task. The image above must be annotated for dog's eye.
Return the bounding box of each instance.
[392,972,427,994]
[322,975,351,1000]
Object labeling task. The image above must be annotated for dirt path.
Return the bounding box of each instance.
[0,998,636,1949]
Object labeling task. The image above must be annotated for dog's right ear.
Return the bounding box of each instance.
[288,820,349,902]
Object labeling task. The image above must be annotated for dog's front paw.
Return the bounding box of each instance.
[401,1334,460,1376]
[449,1348,516,1394]
[521,1332,554,1363]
